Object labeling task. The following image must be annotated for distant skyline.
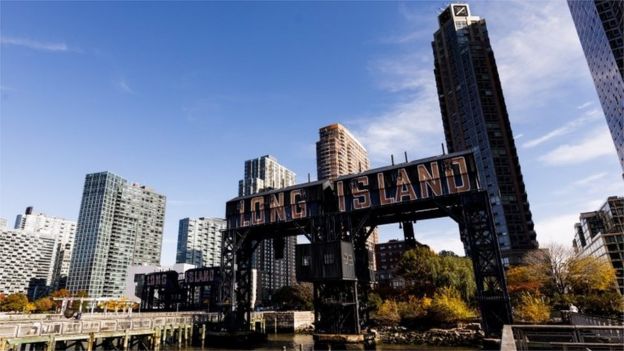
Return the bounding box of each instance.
[1,0,622,265]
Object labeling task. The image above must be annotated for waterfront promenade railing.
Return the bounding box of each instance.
[502,324,624,351]
[0,312,218,339]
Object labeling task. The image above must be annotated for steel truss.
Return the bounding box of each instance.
[219,190,511,336]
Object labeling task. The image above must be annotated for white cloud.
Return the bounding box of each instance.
[351,53,444,163]
[577,101,593,110]
[115,78,135,94]
[534,213,579,245]
[481,0,589,108]
[539,126,616,165]
[522,108,601,148]
[1,36,73,52]
[573,172,608,186]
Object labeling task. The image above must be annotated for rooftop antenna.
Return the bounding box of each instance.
[404,151,408,163]
[391,154,395,166]
[441,143,446,155]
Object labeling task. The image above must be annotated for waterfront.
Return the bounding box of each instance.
[196,334,479,351]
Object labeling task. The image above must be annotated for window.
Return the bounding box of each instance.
[324,253,334,265]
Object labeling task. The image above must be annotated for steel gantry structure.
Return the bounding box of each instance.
[219,151,512,336]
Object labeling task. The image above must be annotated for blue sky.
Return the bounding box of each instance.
[1,0,622,265]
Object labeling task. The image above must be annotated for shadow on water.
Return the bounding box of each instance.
[185,333,480,351]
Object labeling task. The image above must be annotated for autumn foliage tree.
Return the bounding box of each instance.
[514,243,623,317]
[513,293,551,323]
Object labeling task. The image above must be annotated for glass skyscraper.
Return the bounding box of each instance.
[568,0,623,175]
[432,3,538,264]
[67,172,166,297]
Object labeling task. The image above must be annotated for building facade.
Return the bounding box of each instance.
[315,123,379,252]
[375,240,409,289]
[573,196,624,294]
[14,206,77,289]
[432,3,538,264]
[0,229,58,296]
[568,0,624,174]
[67,172,166,298]
[316,123,370,181]
[176,217,225,268]
[238,155,297,305]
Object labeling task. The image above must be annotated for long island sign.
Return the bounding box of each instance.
[226,151,480,229]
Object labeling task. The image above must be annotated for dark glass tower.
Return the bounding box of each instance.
[432,4,538,264]
[568,0,624,175]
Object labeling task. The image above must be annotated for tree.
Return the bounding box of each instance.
[0,293,29,312]
[398,247,440,296]
[373,299,400,325]
[506,265,548,297]
[50,289,71,298]
[271,284,313,311]
[397,295,431,321]
[368,292,382,311]
[428,287,476,323]
[34,297,54,313]
[523,244,570,299]
[513,293,550,323]
[567,256,616,293]
[521,243,622,315]
[397,247,475,301]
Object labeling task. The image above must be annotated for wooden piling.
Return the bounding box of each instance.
[0,338,5,351]
[86,333,94,351]
[201,324,206,347]
[153,328,161,351]
[123,331,129,350]
[177,325,182,348]
[47,335,56,351]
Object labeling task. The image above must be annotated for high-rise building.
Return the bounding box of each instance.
[0,218,7,230]
[432,3,538,264]
[238,155,296,305]
[67,172,166,298]
[568,0,624,174]
[0,229,58,296]
[573,196,624,294]
[315,123,379,253]
[239,155,296,196]
[14,206,77,289]
[176,217,225,267]
[316,123,370,181]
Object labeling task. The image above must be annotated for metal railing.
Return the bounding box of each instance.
[501,324,624,351]
[0,315,194,339]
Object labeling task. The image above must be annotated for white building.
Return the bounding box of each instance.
[176,217,225,267]
[67,172,166,298]
[0,229,58,295]
[14,207,77,289]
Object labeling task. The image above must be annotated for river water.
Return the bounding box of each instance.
[190,333,479,351]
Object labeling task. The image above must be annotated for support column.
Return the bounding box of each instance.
[201,324,206,347]
[177,326,182,348]
[47,336,56,351]
[86,333,94,351]
[152,329,161,351]
[123,331,129,350]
